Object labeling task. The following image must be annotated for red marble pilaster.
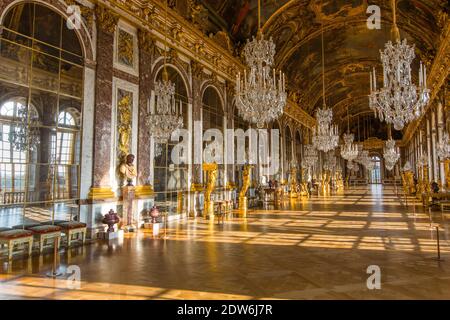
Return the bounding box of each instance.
[137,30,153,186]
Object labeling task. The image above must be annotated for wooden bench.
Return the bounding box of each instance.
[27,225,62,253]
[0,229,33,260]
[56,221,87,247]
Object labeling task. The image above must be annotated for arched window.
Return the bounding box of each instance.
[202,86,224,189]
[0,2,84,227]
[153,66,189,216]
[58,111,76,127]
[370,156,382,184]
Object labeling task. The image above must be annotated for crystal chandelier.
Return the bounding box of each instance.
[146,0,183,143]
[437,132,450,160]
[312,21,339,153]
[235,0,286,129]
[312,109,339,153]
[302,145,318,169]
[324,152,336,171]
[347,161,354,170]
[402,161,412,172]
[341,107,359,161]
[417,153,428,167]
[9,105,40,152]
[383,138,400,171]
[369,0,430,131]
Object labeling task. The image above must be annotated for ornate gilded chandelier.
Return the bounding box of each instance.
[146,0,183,143]
[312,23,339,153]
[369,0,430,131]
[341,108,359,161]
[437,132,450,160]
[383,138,400,171]
[323,152,337,171]
[356,149,374,170]
[235,0,286,128]
[302,145,318,169]
[312,109,339,153]
[9,105,40,152]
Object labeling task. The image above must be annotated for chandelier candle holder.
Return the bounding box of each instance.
[312,109,339,153]
[9,105,40,152]
[341,107,359,161]
[302,145,318,169]
[341,133,359,161]
[312,18,339,153]
[383,138,400,171]
[146,0,183,143]
[235,0,286,128]
[368,0,430,131]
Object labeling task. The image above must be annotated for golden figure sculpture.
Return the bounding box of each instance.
[118,29,134,67]
[239,164,251,217]
[404,171,416,195]
[117,91,132,159]
[300,168,310,197]
[445,159,450,190]
[289,167,298,199]
[203,163,217,219]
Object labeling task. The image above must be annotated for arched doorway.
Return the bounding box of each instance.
[370,156,382,184]
[0,2,84,227]
[152,65,189,216]
[202,86,224,189]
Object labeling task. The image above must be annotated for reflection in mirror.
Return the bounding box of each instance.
[0,2,84,231]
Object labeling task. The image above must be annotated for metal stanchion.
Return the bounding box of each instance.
[46,237,62,278]
[434,226,444,262]
[161,212,169,240]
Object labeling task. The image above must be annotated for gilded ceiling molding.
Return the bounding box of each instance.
[138,29,155,54]
[96,4,119,33]
[284,101,316,129]
[95,0,309,129]
[96,0,242,81]
[402,19,450,145]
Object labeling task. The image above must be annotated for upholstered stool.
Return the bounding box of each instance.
[41,220,68,226]
[12,223,42,230]
[0,228,12,249]
[27,225,62,253]
[0,229,33,260]
[55,222,87,247]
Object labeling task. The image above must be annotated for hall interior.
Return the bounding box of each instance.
[0,0,449,300]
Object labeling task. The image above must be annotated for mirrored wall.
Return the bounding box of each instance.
[0,3,83,228]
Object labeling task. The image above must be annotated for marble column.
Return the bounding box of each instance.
[190,62,203,216]
[135,30,154,198]
[88,6,119,200]
[437,102,445,186]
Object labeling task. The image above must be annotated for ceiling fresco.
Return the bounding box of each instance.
[198,0,448,138]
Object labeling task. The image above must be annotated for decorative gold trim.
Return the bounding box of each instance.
[202,162,218,171]
[134,185,154,198]
[96,4,119,33]
[88,187,116,200]
[191,183,204,192]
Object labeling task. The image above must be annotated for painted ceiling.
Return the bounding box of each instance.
[193,1,448,135]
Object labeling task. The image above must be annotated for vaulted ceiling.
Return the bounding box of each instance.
[202,0,449,135]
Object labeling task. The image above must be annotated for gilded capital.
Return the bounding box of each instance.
[96,5,119,33]
[138,30,155,54]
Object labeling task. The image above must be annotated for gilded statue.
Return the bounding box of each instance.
[240,164,251,199]
[203,163,218,219]
[118,29,134,67]
[289,167,298,198]
[117,91,132,158]
[205,166,217,203]
[119,154,137,186]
